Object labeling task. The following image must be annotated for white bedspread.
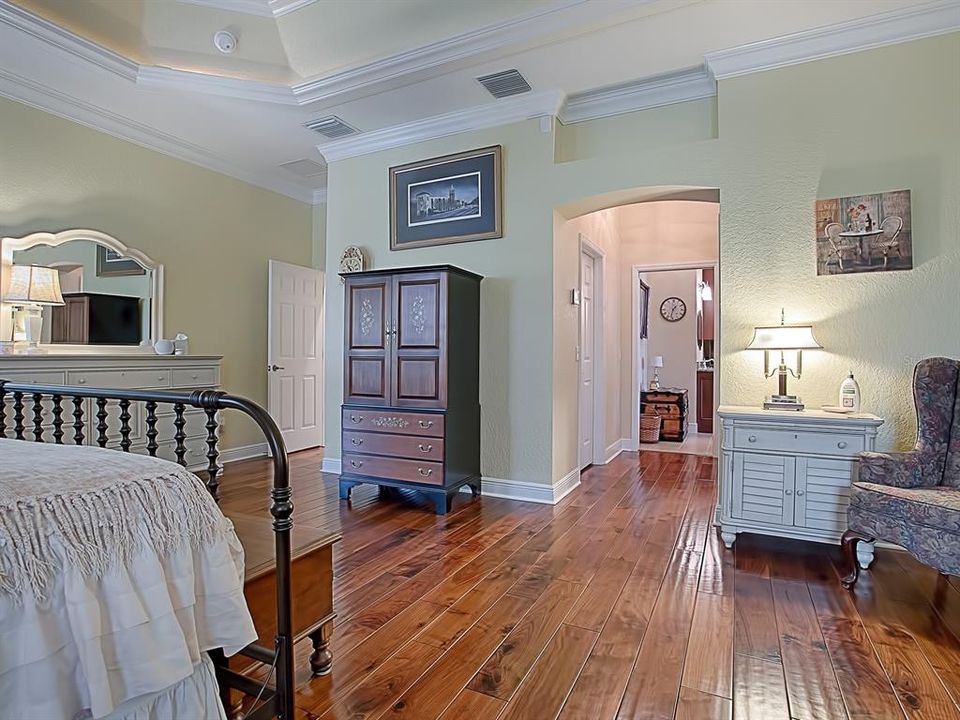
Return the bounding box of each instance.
[0,439,257,719]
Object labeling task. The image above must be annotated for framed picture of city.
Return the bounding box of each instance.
[390,145,502,250]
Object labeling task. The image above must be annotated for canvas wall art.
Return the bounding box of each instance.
[390,145,502,250]
[815,189,912,275]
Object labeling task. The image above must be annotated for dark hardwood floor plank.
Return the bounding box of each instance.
[675,687,732,720]
[681,591,734,700]
[437,689,506,720]
[732,654,790,720]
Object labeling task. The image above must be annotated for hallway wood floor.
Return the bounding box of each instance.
[219,449,960,719]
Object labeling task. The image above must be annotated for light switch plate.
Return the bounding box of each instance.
[570,289,581,305]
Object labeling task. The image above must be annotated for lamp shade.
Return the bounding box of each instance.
[652,355,664,368]
[2,265,65,305]
[747,324,822,350]
[700,282,713,302]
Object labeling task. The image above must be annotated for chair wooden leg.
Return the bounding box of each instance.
[840,530,875,589]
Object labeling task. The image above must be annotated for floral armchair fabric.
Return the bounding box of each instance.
[841,357,960,588]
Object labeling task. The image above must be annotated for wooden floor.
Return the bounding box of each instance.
[218,448,960,720]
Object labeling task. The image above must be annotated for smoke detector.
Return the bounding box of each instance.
[213,30,237,54]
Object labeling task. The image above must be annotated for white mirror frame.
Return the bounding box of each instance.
[0,229,164,354]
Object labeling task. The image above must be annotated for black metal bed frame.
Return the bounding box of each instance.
[0,379,295,720]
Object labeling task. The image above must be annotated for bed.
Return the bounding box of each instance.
[0,380,320,720]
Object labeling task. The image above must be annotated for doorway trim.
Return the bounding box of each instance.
[578,233,605,469]
[628,259,719,454]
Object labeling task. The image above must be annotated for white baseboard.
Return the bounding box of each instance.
[690,422,699,433]
[621,437,639,452]
[220,442,269,464]
[321,456,342,474]
[602,439,622,464]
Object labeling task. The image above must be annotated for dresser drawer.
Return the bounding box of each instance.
[68,368,172,389]
[0,370,66,385]
[732,426,864,457]
[342,452,444,486]
[343,430,444,461]
[341,408,444,437]
[171,367,219,388]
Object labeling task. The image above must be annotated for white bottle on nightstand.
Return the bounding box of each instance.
[840,372,861,413]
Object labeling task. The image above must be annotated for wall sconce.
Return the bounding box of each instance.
[746,309,822,409]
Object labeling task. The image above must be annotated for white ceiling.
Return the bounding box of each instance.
[1,0,955,203]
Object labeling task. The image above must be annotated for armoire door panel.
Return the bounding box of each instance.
[396,357,440,403]
[395,277,441,349]
[348,282,388,350]
[348,358,387,400]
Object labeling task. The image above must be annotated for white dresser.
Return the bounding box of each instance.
[0,354,222,469]
[717,406,883,566]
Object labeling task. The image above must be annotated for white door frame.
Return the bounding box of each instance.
[578,233,605,468]
[629,260,719,454]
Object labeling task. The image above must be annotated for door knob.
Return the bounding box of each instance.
[268,364,285,372]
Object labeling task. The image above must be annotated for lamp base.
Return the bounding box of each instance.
[764,395,804,411]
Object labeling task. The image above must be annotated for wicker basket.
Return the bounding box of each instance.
[640,415,662,444]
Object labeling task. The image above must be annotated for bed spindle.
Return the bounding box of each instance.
[204,407,221,499]
[145,400,159,457]
[52,395,64,444]
[173,403,187,466]
[72,396,85,445]
[0,383,7,439]
[32,393,44,442]
[13,391,25,440]
[118,399,132,452]
[95,397,109,448]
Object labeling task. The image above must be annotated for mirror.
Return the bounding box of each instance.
[1,230,163,351]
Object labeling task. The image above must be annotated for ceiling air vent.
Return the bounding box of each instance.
[477,69,531,99]
[279,159,327,178]
[304,116,358,139]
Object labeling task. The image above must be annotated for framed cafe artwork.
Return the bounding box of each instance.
[815,189,912,275]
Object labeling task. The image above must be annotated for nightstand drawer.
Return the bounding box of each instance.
[732,426,864,457]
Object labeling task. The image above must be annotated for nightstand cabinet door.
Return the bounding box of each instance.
[794,457,856,533]
[731,453,795,526]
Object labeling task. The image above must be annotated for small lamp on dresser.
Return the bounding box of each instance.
[650,355,664,389]
[2,264,64,353]
[746,309,822,410]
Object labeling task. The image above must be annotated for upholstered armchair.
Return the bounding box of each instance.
[841,358,960,588]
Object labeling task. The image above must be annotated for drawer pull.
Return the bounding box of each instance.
[784,489,793,496]
[158,376,165,382]
[350,415,364,424]
[418,443,433,453]
[191,374,199,380]
[418,420,434,429]
[837,441,847,449]
[796,489,805,496]
[748,435,757,443]
[350,438,364,446]
[418,467,433,477]
[350,460,363,468]
[78,378,87,384]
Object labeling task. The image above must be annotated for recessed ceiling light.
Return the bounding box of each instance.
[213,30,237,54]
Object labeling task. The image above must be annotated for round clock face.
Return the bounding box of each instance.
[339,246,365,274]
[660,296,687,322]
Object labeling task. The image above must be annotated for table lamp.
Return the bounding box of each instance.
[650,355,664,390]
[2,264,64,353]
[746,309,822,410]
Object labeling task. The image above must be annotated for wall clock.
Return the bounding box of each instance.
[339,246,366,274]
[660,296,686,322]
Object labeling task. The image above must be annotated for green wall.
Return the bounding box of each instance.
[0,96,314,448]
[326,32,960,487]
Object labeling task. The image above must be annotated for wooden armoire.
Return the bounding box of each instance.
[339,265,482,514]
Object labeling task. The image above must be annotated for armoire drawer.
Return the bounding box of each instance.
[343,430,444,461]
[342,452,444,486]
[341,408,444,437]
[68,368,172,389]
[732,426,864,457]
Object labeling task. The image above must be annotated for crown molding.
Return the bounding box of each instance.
[317,89,565,162]
[558,66,715,124]
[312,188,328,204]
[291,0,631,105]
[705,0,960,80]
[136,66,297,104]
[177,0,317,18]
[0,65,318,204]
[0,0,137,80]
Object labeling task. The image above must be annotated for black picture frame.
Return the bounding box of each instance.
[390,145,502,250]
[96,245,145,277]
[638,279,650,339]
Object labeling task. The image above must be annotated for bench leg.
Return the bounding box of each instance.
[840,530,875,589]
[309,623,333,676]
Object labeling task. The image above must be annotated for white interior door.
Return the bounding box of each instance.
[268,260,324,452]
[579,250,596,469]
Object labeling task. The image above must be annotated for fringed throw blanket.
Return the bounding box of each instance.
[0,438,231,603]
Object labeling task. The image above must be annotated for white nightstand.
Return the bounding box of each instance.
[717,405,884,568]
